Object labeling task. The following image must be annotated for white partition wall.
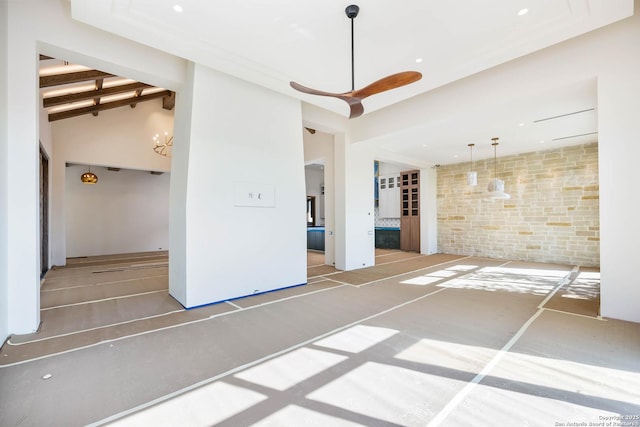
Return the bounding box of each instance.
[334,136,376,271]
[171,63,307,308]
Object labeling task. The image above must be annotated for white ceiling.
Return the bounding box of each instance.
[70,0,634,165]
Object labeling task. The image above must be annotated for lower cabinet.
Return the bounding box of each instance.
[375,227,401,249]
[307,228,325,251]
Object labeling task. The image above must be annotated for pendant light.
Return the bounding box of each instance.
[485,137,510,200]
[466,143,477,186]
[81,165,98,184]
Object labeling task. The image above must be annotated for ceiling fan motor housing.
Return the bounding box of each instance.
[345,4,359,19]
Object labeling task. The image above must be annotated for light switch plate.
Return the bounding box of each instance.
[233,182,276,207]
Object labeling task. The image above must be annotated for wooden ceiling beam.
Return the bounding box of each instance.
[162,92,176,110]
[48,90,172,122]
[42,82,154,107]
[39,70,114,88]
[92,78,104,117]
[130,89,144,108]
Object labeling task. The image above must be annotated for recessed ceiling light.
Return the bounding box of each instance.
[453,154,459,158]
[416,58,423,63]
[518,8,528,16]
[539,140,545,144]
[519,123,525,127]
[422,144,428,147]
[173,4,183,12]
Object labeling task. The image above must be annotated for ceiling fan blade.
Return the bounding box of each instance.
[291,80,363,117]
[347,100,364,119]
[352,71,422,99]
[290,81,347,98]
[291,71,420,119]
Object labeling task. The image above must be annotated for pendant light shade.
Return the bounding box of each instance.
[81,166,98,184]
[466,143,478,186]
[485,138,510,200]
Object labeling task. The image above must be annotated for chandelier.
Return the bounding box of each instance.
[153,132,173,157]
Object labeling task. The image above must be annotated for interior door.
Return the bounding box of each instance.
[400,170,420,252]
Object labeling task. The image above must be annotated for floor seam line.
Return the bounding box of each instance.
[40,289,168,310]
[41,274,168,292]
[6,309,186,347]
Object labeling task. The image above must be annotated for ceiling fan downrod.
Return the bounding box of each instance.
[346,4,359,91]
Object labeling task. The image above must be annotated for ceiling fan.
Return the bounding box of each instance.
[290,4,422,119]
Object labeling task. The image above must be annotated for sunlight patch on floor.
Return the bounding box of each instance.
[560,270,600,300]
[440,383,621,427]
[437,266,567,295]
[314,325,399,354]
[307,361,461,426]
[234,347,347,391]
[252,405,367,427]
[487,350,640,405]
[109,381,266,426]
[401,269,460,286]
[395,338,497,373]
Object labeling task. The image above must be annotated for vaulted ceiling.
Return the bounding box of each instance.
[39,55,174,122]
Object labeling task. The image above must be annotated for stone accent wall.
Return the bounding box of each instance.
[437,143,599,267]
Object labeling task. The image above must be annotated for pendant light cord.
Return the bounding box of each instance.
[491,137,499,180]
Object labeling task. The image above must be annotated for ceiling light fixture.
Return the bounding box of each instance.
[485,137,510,200]
[81,166,98,184]
[153,132,173,157]
[289,5,422,119]
[466,143,477,186]
[518,8,529,16]
[173,4,183,12]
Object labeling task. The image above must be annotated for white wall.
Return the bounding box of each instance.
[421,166,438,255]
[52,100,174,265]
[334,136,376,270]
[0,0,9,341]
[173,63,307,308]
[598,54,640,321]
[65,165,170,257]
